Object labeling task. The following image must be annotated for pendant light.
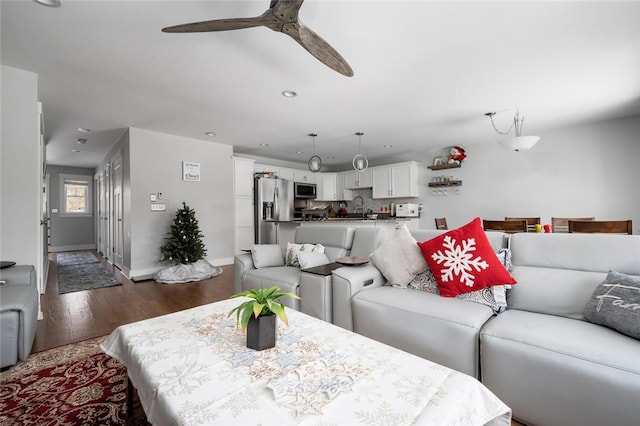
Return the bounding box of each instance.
[353,132,369,172]
[307,133,321,173]
[485,109,540,152]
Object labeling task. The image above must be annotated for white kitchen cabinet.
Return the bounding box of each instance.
[253,163,294,181]
[372,162,420,199]
[344,169,372,189]
[336,172,351,200]
[293,169,316,183]
[316,173,338,201]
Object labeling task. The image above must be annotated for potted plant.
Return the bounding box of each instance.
[228,285,300,350]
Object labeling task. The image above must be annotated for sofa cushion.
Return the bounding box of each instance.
[243,266,302,309]
[407,267,508,313]
[584,270,640,340]
[481,309,640,426]
[296,252,330,269]
[285,242,324,267]
[294,225,355,262]
[417,217,516,297]
[370,225,427,288]
[250,244,284,268]
[352,286,495,378]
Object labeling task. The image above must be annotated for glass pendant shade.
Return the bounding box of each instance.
[307,133,321,173]
[352,154,368,171]
[353,132,368,172]
[498,135,540,152]
[308,155,322,172]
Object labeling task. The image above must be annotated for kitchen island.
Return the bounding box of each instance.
[298,217,419,230]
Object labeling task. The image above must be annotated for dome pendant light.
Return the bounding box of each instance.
[307,133,322,173]
[352,132,369,172]
[485,109,540,152]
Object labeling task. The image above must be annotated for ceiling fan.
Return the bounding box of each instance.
[162,0,353,77]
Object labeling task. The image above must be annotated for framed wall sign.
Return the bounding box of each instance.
[182,161,201,181]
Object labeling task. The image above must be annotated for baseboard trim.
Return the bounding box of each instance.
[49,244,96,253]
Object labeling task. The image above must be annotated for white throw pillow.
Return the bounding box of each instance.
[297,252,331,269]
[250,244,284,268]
[285,242,325,267]
[370,225,427,287]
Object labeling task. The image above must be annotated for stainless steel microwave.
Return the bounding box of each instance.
[294,182,317,199]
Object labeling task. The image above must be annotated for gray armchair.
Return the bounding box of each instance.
[1,265,38,369]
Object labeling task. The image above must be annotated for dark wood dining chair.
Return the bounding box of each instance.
[568,220,633,235]
[505,217,540,233]
[434,217,448,230]
[483,219,528,234]
[551,217,595,233]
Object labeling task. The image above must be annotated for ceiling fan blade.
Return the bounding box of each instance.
[283,23,354,77]
[162,16,266,33]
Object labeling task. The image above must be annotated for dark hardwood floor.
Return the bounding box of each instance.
[34,251,234,352]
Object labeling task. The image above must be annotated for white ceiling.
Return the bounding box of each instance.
[2,0,640,170]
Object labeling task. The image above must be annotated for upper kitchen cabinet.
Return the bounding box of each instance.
[253,163,294,180]
[293,169,316,183]
[372,162,420,199]
[344,169,373,189]
[315,173,338,201]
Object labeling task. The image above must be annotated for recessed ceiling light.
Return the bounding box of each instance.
[281,90,297,98]
[205,131,217,137]
[259,143,270,147]
[296,151,304,154]
[32,0,62,7]
[384,144,393,148]
[76,138,87,144]
[77,128,91,133]
[72,149,82,153]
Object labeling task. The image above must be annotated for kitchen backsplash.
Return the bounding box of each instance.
[308,188,419,214]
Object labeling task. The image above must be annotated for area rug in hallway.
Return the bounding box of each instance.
[0,337,128,425]
[57,261,121,294]
[56,250,100,266]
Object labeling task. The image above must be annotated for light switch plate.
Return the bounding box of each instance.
[150,194,157,202]
[151,203,166,211]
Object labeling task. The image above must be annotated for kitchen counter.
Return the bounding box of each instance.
[298,217,420,230]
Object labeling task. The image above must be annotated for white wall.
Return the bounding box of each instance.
[0,66,41,266]
[419,115,640,233]
[127,128,234,279]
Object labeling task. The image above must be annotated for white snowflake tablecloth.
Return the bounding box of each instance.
[101,298,511,425]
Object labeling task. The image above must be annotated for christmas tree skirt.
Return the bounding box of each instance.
[154,259,222,284]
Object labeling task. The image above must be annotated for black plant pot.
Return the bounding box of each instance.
[246,313,276,351]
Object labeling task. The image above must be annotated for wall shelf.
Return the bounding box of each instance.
[428,180,462,187]
[427,163,461,171]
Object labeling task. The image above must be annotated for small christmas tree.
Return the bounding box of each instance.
[160,202,207,264]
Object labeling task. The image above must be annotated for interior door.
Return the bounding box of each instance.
[97,169,107,256]
[111,153,123,269]
[37,103,48,296]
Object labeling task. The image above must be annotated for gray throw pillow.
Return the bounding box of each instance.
[250,244,284,269]
[583,270,640,340]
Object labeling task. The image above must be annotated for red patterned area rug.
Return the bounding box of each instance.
[0,336,128,425]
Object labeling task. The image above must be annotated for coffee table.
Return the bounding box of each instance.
[101,298,511,425]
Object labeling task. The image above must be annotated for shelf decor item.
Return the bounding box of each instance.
[228,285,300,350]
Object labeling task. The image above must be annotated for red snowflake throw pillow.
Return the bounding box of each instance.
[417,217,517,297]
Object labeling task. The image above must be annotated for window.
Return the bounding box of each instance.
[60,174,92,217]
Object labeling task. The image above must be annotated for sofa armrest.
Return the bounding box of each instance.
[233,253,255,294]
[0,265,37,288]
[332,264,385,331]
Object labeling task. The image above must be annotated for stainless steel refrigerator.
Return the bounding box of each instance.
[254,177,294,244]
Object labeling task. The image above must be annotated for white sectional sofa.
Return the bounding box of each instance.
[331,229,640,426]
